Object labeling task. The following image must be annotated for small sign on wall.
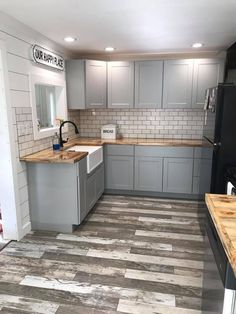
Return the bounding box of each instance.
[32,45,64,71]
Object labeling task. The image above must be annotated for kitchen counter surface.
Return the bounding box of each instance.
[205,193,236,276]
[20,149,88,164]
[21,137,207,164]
[66,137,207,147]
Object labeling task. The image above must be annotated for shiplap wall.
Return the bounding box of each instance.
[0,11,71,239]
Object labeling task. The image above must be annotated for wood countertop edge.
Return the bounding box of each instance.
[205,194,236,276]
[20,137,207,164]
[68,137,206,147]
[20,151,88,164]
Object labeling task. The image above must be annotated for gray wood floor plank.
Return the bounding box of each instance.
[0,194,205,313]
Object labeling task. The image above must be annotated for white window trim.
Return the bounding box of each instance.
[30,73,68,140]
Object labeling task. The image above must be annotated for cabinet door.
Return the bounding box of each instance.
[77,173,87,222]
[135,61,163,108]
[163,158,193,194]
[108,61,134,108]
[163,59,193,109]
[86,171,97,211]
[192,59,225,109]
[95,164,104,199]
[135,157,163,192]
[105,155,134,190]
[65,60,85,109]
[85,60,107,109]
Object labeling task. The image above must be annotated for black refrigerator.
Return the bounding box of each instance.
[203,84,236,193]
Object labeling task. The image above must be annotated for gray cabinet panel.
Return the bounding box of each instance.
[85,60,106,109]
[86,171,97,211]
[199,159,212,195]
[106,144,134,156]
[163,158,193,194]
[27,160,88,231]
[105,155,134,190]
[163,59,193,109]
[96,164,104,198]
[135,146,193,158]
[135,156,163,192]
[78,173,87,222]
[66,60,85,109]
[192,59,225,109]
[192,177,200,194]
[193,158,201,177]
[108,61,134,108]
[135,61,163,108]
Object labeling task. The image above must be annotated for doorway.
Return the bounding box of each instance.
[0,39,20,242]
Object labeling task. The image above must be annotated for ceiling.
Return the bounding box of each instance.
[0,0,236,55]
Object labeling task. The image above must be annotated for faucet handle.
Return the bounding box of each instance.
[63,138,69,144]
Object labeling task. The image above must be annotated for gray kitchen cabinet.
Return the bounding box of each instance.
[108,61,134,108]
[85,60,106,108]
[105,155,134,190]
[65,59,106,109]
[86,163,104,211]
[27,158,87,232]
[135,61,163,108]
[192,147,212,195]
[135,156,163,191]
[163,59,194,109]
[192,59,224,109]
[66,59,85,109]
[163,157,193,194]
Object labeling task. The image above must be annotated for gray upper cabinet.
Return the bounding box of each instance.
[135,61,163,108]
[192,59,225,109]
[163,59,194,109]
[163,157,193,194]
[65,59,106,109]
[85,60,106,109]
[66,59,85,109]
[108,61,134,108]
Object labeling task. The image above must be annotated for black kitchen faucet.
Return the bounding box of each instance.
[59,120,79,147]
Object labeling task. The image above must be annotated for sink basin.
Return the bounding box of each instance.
[66,145,103,173]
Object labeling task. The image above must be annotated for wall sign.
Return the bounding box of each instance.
[32,45,64,71]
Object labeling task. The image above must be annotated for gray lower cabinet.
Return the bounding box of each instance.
[163,158,193,194]
[27,158,104,233]
[135,156,163,191]
[27,158,87,233]
[105,155,134,190]
[86,163,104,211]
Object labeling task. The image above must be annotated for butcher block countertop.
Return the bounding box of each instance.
[66,137,207,147]
[205,193,236,276]
[20,149,88,164]
[21,137,207,164]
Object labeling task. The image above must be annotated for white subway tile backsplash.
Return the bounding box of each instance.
[79,108,204,139]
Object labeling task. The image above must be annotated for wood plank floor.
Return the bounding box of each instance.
[0,194,206,313]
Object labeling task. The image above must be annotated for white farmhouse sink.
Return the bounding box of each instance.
[67,145,103,174]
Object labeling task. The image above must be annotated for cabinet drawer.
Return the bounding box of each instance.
[135,146,194,158]
[106,144,134,156]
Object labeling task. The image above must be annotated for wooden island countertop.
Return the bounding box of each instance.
[205,193,236,276]
[21,137,207,164]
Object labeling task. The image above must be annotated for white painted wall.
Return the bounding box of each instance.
[0,11,70,240]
